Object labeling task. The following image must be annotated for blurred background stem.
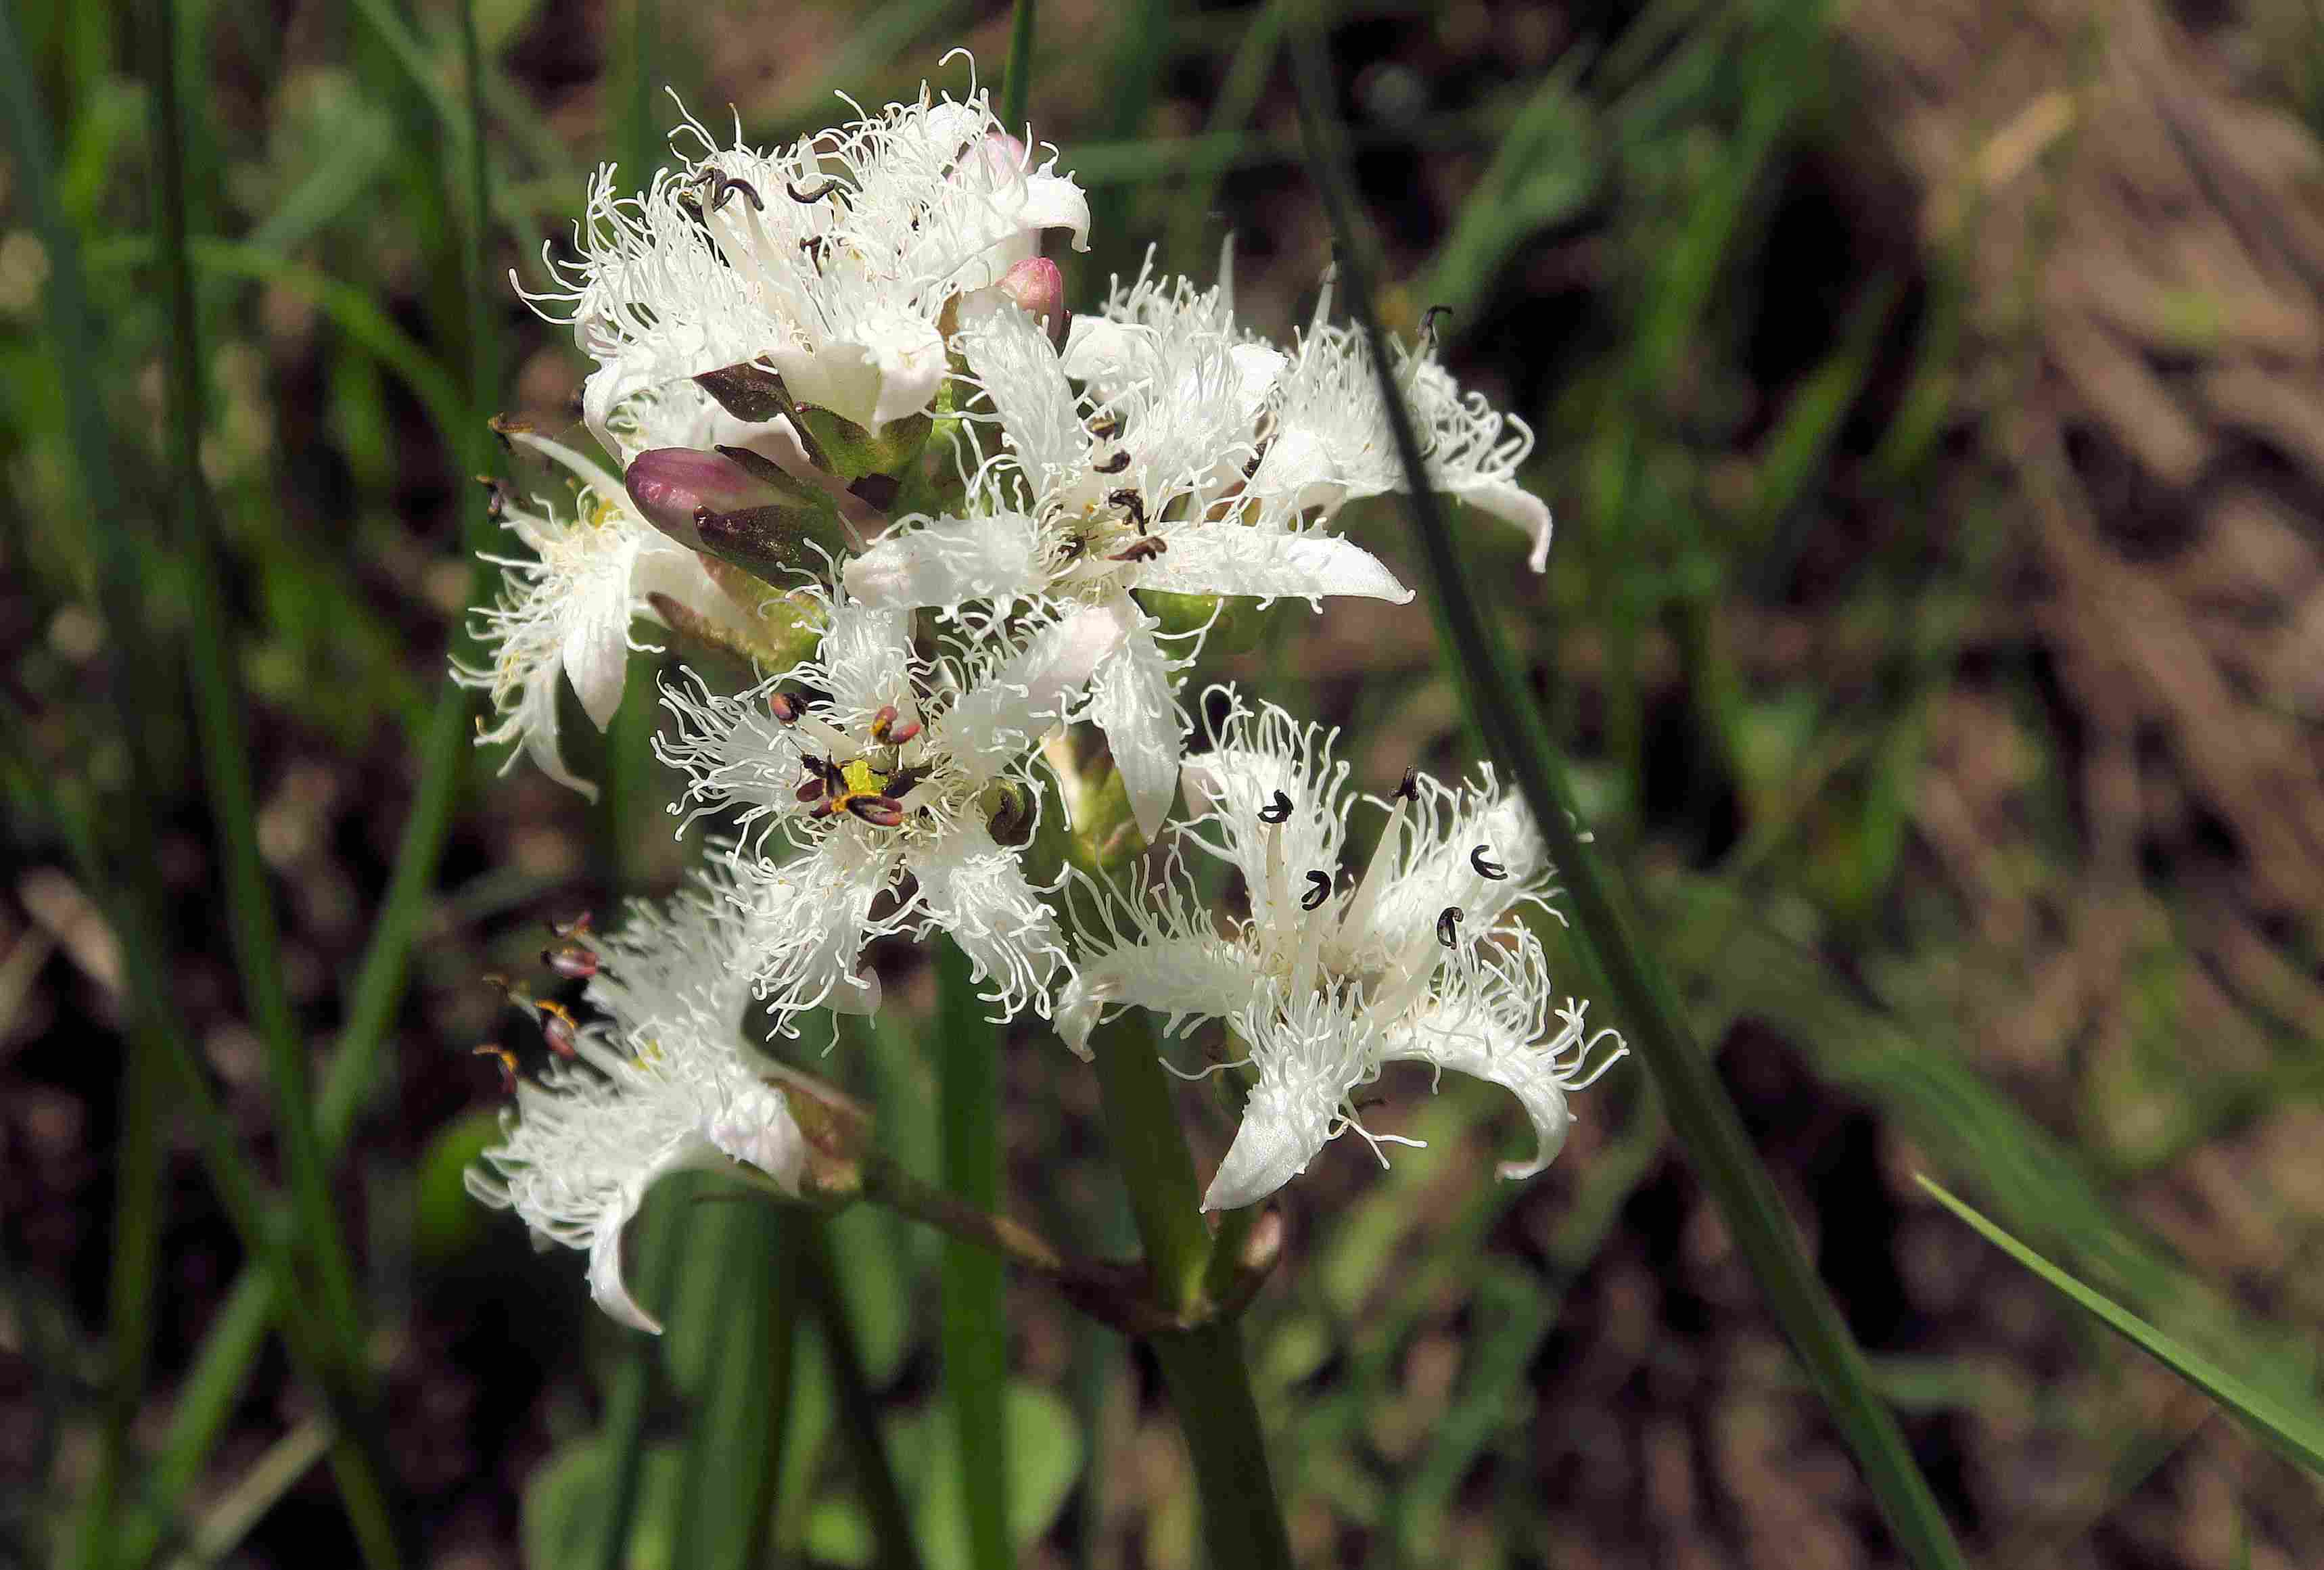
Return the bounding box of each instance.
[1285,7,1966,1567]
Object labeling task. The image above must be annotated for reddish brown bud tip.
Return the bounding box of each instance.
[624,447,790,551]
[536,1001,580,1058]
[542,942,599,979]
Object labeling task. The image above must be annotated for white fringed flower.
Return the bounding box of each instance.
[453,402,766,800]
[1248,305,1554,572]
[845,272,1412,836]
[466,865,808,1333]
[526,69,1090,450]
[1059,689,1623,1211]
[659,591,1134,1023]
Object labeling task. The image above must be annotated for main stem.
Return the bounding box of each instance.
[1084,1014,1293,1569]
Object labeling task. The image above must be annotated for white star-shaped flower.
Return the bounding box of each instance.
[845,275,1412,837]
[453,385,785,801]
[527,74,1090,450]
[466,863,810,1333]
[1059,689,1623,1211]
[1248,305,1554,572]
[659,591,1134,1023]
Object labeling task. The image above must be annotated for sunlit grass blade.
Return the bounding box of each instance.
[1918,1175,2324,1474]
[0,13,400,1568]
[173,1416,336,1565]
[1282,16,1969,1570]
[999,0,1036,132]
[145,0,369,1381]
[0,32,169,1567]
[666,1201,801,1570]
[937,940,1013,1570]
[118,1274,275,1568]
[801,1220,927,1570]
[588,1199,680,1570]
[1657,877,2316,1395]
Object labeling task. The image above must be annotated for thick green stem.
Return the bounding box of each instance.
[1147,1323,1295,1570]
[1084,1013,1210,1315]
[936,941,1012,1570]
[1082,1012,1292,1569]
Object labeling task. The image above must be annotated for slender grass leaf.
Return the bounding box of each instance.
[1284,15,1969,1569]
[1919,1175,2324,1475]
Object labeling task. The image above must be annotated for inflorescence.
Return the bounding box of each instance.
[459,60,1621,1329]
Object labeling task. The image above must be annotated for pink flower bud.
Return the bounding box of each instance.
[622,447,787,550]
[996,256,1066,344]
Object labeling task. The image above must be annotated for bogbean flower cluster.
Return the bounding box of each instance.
[461,66,1623,1327]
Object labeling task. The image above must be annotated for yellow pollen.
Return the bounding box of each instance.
[839,758,889,796]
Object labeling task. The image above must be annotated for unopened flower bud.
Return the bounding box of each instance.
[996,256,1066,344]
[958,256,1069,346]
[623,448,787,551]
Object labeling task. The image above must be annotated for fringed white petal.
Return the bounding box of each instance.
[1447,478,1554,573]
[1368,786,1548,960]
[1378,993,1570,1184]
[844,509,1048,611]
[467,875,814,1333]
[1178,695,1350,932]
[1203,990,1376,1211]
[1134,523,1413,606]
[1084,610,1185,841]
[1054,930,1253,1059]
[937,601,1133,781]
[909,821,1065,1019]
[736,837,894,1019]
[963,301,1088,484]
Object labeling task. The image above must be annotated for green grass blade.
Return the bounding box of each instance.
[1282,18,1969,1570]
[937,940,1013,1570]
[589,1200,680,1570]
[1918,1175,2324,1474]
[999,0,1036,133]
[1655,877,2315,1395]
[321,0,505,1147]
[665,1202,801,1570]
[144,0,369,1376]
[147,0,519,1513]
[0,14,400,1568]
[79,981,166,1570]
[801,1220,927,1570]
[1165,0,1284,274]
[117,1274,275,1569]
[84,235,468,443]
